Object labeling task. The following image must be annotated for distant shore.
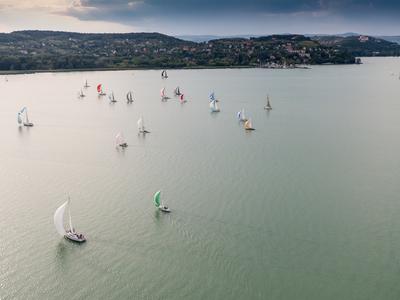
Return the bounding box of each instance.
[0,64,315,75]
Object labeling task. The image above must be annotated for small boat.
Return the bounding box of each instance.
[137,116,150,134]
[54,197,86,243]
[109,91,117,103]
[160,87,169,101]
[126,91,134,103]
[97,84,106,96]
[209,99,220,112]
[154,190,170,212]
[264,95,272,110]
[174,86,182,96]
[237,109,248,122]
[17,107,34,127]
[84,80,90,88]
[78,89,86,98]
[116,132,128,148]
[161,70,168,79]
[244,119,255,131]
[179,94,187,103]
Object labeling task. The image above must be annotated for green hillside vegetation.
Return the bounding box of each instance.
[0,30,358,71]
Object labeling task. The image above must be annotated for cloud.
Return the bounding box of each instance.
[1,0,400,35]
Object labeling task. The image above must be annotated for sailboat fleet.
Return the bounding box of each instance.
[9,71,276,245]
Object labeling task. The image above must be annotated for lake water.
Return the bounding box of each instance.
[1,57,400,299]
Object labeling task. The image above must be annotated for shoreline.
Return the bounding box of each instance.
[0,61,373,75]
[0,65,317,75]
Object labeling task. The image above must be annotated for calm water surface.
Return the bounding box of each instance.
[1,57,400,299]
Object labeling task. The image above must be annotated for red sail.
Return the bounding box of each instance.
[97,84,102,93]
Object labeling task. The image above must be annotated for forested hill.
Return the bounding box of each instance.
[312,35,400,56]
[0,30,358,71]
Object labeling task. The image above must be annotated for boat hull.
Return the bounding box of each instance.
[23,122,34,127]
[159,206,171,213]
[65,232,86,243]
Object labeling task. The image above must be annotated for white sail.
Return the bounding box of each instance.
[137,116,144,131]
[17,113,22,124]
[25,108,29,123]
[238,109,247,121]
[210,100,219,112]
[54,201,68,237]
[68,201,74,233]
[116,132,126,145]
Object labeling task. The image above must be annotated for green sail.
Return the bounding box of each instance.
[154,191,161,207]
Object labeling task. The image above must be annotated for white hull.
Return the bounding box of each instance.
[65,231,86,243]
[159,206,171,212]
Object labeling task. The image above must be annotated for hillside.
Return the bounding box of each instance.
[0,31,356,71]
[312,35,400,56]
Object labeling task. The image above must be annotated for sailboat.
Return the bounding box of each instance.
[116,132,128,148]
[174,86,182,96]
[244,119,255,130]
[126,91,134,103]
[154,190,170,212]
[78,89,85,98]
[109,91,117,103]
[264,95,272,110]
[179,94,187,103]
[17,107,34,127]
[84,80,90,88]
[54,197,86,243]
[160,87,169,101]
[161,70,168,79]
[209,99,220,112]
[237,109,248,122]
[137,116,150,134]
[97,84,106,96]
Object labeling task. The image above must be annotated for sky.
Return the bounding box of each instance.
[0,0,399,35]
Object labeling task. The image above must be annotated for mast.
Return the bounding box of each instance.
[25,108,29,123]
[68,197,73,233]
